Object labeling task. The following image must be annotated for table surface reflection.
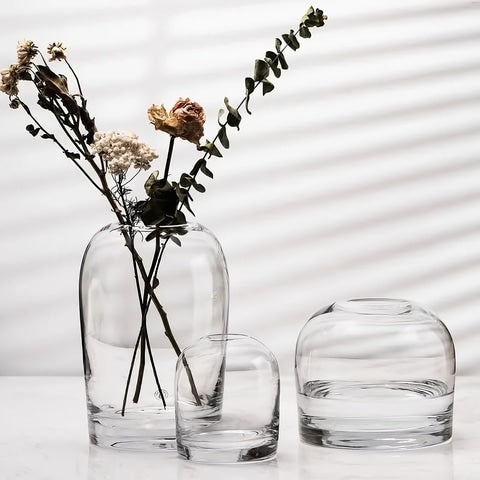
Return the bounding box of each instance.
[0,376,479,480]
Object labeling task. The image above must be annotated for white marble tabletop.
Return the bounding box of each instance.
[0,376,479,480]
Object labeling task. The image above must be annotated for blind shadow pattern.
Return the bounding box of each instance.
[0,0,479,375]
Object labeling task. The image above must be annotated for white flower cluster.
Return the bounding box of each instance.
[92,131,158,175]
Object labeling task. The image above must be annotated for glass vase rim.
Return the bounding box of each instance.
[180,333,272,356]
[105,221,202,233]
[203,333,252,342]
[331,297,414,316]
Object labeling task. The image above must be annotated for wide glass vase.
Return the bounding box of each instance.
[295,298,455,450]
[79,222,229,451]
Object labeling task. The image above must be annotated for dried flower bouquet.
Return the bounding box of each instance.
[1,7,327,413]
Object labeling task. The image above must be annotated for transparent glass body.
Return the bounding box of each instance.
[175,334,280,463]
[79,222,229,450]
[295,298,455,450]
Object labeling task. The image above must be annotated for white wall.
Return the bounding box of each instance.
[0,0,479,375]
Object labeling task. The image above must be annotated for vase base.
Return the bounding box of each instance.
[87,404,177,451]
[297,380,453,450]
[90,434,176,451]
[177,428,278,463]
[299,422,452,450]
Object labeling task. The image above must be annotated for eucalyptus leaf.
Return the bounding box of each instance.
[245,77,255,95]
[207,142,223,158]
[145,230,160,241]
[180,173,192,188]
[299,25,311,38]
[200,161,214,179]
[275,38,282,53]
[266,59,281,78]
[169,235,181,247]
[278,52,289,70]
[182,196,195,216]
[199,141,223,158]
[189,159,204,176]
[174,184,188,201]
[245,77,255,115]
[265,51,278,65]
[302,7,326,27]
[254,59,270,81]
[218,125,230,149]
[224,97,239,117]
[262,79,275,95]
[265,52,281,78]
[217,108,226,126]
[192,181,206,193]
[282,30,300,51]
[301,6,315,25]
[226,113,241,129]
[224,97,241,129]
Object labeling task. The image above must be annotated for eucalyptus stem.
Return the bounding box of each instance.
[177,7,326,214]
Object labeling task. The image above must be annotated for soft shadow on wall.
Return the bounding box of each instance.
[0,0,479,374]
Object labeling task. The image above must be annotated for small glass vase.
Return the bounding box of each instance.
[175,334,280,463]
[295,298,455,450]
[79,222,229,451]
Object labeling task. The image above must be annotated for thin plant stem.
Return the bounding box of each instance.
[163,135,175,181]
[145,331,166,406]
[16,98,104,194]
[133,323,147,404]
[65,59,86,104]
[132,231,162,404]
[115,184,165,408]
[143,233,202,405]
[121,329,142,416]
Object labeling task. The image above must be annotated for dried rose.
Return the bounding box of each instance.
[147,97,206,145]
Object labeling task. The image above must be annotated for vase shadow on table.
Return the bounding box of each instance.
[88,445,179,480]
[177,459,280,480]
[298,441,453,480]
[87,445,280,480]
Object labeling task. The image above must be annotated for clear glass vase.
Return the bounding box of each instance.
[295,298,455,450]
[79,222,229,451]
[175,334,280,463]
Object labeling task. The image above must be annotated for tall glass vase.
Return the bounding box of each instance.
[79,222,229,451]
